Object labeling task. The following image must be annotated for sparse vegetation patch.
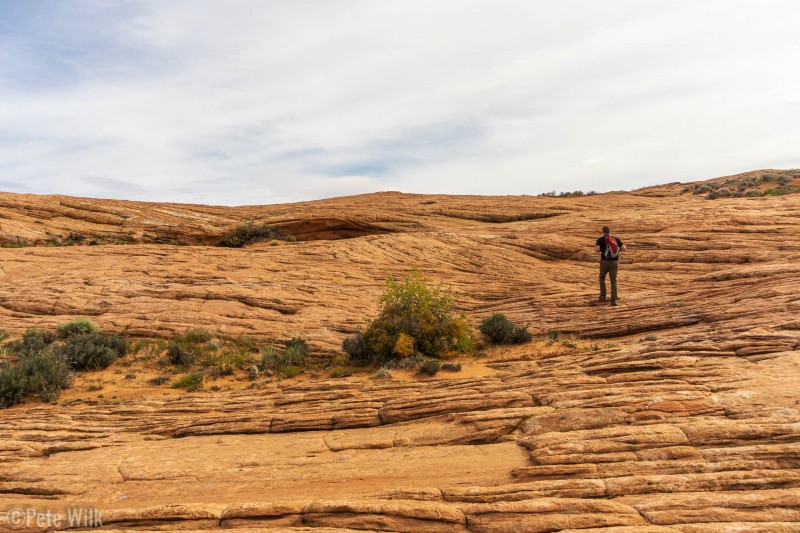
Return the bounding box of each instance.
[172,372,203,392]
[57,319,99,338]
[218,220,289,247]
[54,332,128,370]
[479,314,532,345]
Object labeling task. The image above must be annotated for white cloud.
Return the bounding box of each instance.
[0,0,798,204]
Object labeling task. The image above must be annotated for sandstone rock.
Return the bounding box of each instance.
[0,176,799,529]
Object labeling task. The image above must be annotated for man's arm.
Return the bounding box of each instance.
[595,245,601,252]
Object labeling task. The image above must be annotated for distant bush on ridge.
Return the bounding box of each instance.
[218,221,289,247]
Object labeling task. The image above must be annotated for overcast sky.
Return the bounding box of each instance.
[0,1,798,205]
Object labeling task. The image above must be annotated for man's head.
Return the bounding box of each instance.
[602,226,610,235]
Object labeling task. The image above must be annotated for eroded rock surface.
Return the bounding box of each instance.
[1,170,799,531]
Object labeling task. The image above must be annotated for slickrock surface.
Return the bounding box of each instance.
[1,169,800,531]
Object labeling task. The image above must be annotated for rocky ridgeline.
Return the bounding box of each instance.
[0,170,799,531]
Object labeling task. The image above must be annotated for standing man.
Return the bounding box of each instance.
[595,226,626,306]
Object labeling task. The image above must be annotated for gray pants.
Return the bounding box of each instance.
[599,260,619,300]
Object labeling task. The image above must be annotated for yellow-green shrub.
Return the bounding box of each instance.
[345,269,473,364]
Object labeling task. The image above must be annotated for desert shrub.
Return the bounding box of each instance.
[562,340,577,349]
[10,328,58,356]
[0,330,8,343]
[0,364,29,408]
[203,351,248,377]
[64,233,86,245]
[419,358,441,376]
[259,344,306,372]
[284,344,307,367]
[166,330,211,366]
[342,330,369,364]
[56,319,98,338]
[547,329,560,342]
[218,221,288,247]
[167,342,198,366]
[183,328,213,344]
[148,375,170,386]
[708,187,733,199]
[693,184,712,194]
[329,366,351,378]
[762,187,800,197]
[479,314,532,345]
[391,354,427,369]
[640,335,658,342]
[282,365,303,378]
[441,362,462,372]
[233,335,259,353]
[55,333,127,371]
[375,366,393,379]
[284,337,308,355]
[172,372,203,392]
[0,352,72,408]
[258,345,280,371]
[29,356,68,399]
[350,269,473,365]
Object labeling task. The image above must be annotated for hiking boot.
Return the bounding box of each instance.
[610,299,617,306]
[598,295,606,302]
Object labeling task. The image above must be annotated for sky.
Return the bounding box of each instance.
[0,0,798,205]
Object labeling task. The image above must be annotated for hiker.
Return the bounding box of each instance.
[595,226,626,306]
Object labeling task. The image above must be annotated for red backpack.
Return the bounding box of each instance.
[604,235,620,259]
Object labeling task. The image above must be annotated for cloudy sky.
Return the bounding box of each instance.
[0,1,798,205]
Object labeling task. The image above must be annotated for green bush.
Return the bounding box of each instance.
[10,328,58,356]
[329,366,351,378]
[708,187,733,199]
[346,269,473,365]
[259,344,306,372]
[64,233,86,245]
[233,335,259,353]
[479,314,532,345]
[203,351,248,377]
[172,372,203,392]
[0,364,28,408]
[55,333,127,371]
[166,330,210,366]
[284,337,308,355]
[342,330,370,364]
[390,354,427,369]
[441,362,462,372]
[183,328,213,344]
[0,352,72,408]
[419,358,441,376]
[218,221,289,247]
[282,365,303,378]
[167,342,199,366]
[56,319,99,338]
